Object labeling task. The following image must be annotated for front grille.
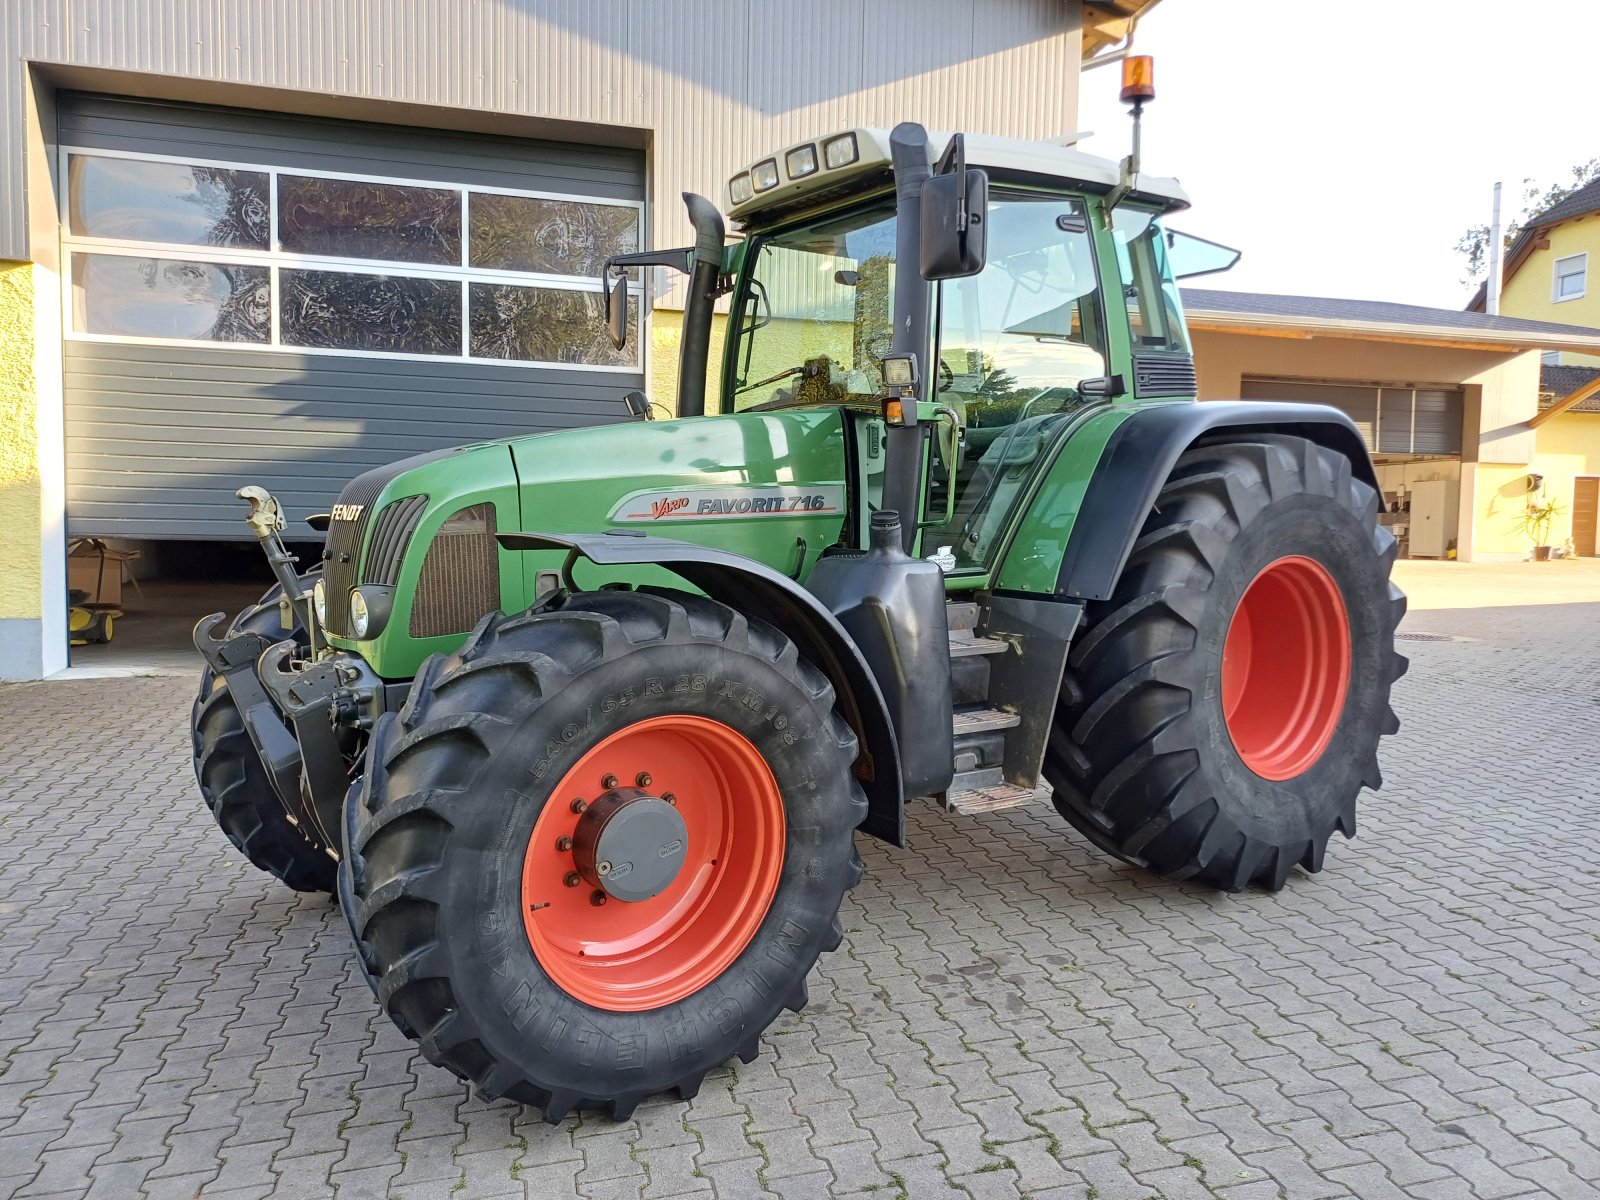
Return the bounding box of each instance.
[1133,351,1198,398]
[362,495,428,587]
[409,503,501,639]
[319,449,460,637]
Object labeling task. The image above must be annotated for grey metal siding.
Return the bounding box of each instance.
[59,94,642,539]
[65,342,630,539]
[2,0,1080,262]
[57,94,645,202]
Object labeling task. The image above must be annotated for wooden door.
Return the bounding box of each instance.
[1574,477,1599,557]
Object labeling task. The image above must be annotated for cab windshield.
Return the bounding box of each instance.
[729,199,898,412]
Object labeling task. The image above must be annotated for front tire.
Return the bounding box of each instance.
[1045,436,1407,892]
[192,575,336,893]
[344,589,865,1122]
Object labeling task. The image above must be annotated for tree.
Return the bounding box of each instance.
[1455,158,1600,289]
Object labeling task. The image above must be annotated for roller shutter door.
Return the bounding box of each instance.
[59,94,646,539]
[1239,379,1462,456]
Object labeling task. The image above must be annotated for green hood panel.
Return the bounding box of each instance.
[333,410,849,678]
[510,409,849,579]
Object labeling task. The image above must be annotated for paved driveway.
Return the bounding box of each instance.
[2,565,1598,1199]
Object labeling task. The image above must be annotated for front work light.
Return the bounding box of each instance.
[349,588,370,637]
[751,159,781,192]
[729,172,754,205]
[785,144,819,179]
[312,577,327,627]
[823,133,859,169]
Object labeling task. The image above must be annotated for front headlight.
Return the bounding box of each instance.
[312,578,327,627]
[349,588,370,637]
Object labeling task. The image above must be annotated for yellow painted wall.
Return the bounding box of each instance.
[647,308,729,418]
[1530,411,1600,550]
[0,260,40,620]
[1499,215,1600,368]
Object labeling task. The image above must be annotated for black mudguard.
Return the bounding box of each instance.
[1055,401,1377,603]
[498,530,907,846]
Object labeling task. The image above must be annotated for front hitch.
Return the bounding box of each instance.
[236,485,314,636]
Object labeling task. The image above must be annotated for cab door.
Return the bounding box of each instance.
[921,191,1113,573]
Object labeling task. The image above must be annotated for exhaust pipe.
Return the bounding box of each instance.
[676,193,725,419]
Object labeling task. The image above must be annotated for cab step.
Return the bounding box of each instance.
[949,633,1010,658]
[951,706,1020,736]
[943,775,1046,815]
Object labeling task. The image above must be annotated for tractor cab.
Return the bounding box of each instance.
[718,128,1197,574]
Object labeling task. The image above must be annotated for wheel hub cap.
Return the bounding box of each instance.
[573,787,689,902]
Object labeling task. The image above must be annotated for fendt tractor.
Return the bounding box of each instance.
[191,68,1405,1123]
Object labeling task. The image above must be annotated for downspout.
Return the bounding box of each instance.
[883,123,934,552]
[676,192,725,418]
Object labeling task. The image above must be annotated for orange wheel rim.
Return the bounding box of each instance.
[1221,555,1352,781]
[520,714,786,1012]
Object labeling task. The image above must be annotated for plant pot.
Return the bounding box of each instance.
[1533,545,1553,561]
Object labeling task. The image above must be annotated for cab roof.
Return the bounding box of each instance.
[727,126,1189,226]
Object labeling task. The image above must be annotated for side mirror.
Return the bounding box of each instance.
[921,135,988,280]
[603,268,629,350]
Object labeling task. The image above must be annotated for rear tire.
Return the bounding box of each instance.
[343,588,865,1122]
[1045,436,1407,892]
[192,576,335,893]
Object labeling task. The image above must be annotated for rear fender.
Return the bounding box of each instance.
[1056,401,1377,602]
[498,530,906,846]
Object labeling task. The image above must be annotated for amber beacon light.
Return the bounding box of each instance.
[1120,55,1156,105]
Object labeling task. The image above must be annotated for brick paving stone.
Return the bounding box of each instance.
[1,589,1598,1198]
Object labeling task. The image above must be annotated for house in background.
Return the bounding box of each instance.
[1466,176,1600,554]
[1182,289,1600,563]
[1470,177,1600,367]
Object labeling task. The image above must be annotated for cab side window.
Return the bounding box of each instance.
[1113,208,1189,353]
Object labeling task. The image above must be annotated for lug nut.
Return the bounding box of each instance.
[635,771,652,787]
[596,860,613,877]
[662,792,677,806]
[555,836,573,852]
[564,871,581,888]
[600,774,620,790]
[570,798,587,814]
[590,890,608,907]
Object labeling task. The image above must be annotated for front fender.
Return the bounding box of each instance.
[1054,401,1377,603]
[498,530,906,846]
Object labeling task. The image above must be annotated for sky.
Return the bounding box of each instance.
[1075,0,1598,310]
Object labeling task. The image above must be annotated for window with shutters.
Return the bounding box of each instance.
[61,149,643,369]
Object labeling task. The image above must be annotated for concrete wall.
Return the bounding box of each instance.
[0,260,66,679]
[1500,216,1600,368]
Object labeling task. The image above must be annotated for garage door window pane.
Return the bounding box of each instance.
[72,253,270,342]
[469,283,636,365]
[68,155,269,249]
[281,270,462,354]
[278,176,462,265]
[469,194,638,276]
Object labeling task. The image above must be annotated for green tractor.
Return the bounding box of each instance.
[192,119,1405,1123]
